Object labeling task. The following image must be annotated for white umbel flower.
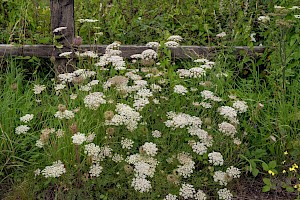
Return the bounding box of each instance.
[164,194,177,200]
[179,183,195,199]
[213,171,228,186]
[232,100,248,113]
[217,188,233,200]
[131,177,152,193]
[194,189,207,200]
[84,92,106,110]
[89,163,103,177]
[141,142,158,157]
[20,114,34,123]
[121,138,134,149]
[226,166,241,178]
[33,84,46,94]
[165,41,179,47]
[218,122,237,137]
[167,35,183,42]
[41,160,66,178]
[174,85,188,95]
[192,142,207,155]
[208,152,224,166]
[71,132,86,145]
[141,49,157,60]
[146,42,160,48]
[54,110,75,119]
[15,125,30,135]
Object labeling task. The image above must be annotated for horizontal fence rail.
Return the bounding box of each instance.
[0,45,266,59]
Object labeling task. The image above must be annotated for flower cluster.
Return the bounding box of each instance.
[84,92,106,110]
[106,103,142,131]
[41,160,66,178]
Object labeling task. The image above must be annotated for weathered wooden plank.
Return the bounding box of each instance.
[0,45,267,59]
[50,0,75,74]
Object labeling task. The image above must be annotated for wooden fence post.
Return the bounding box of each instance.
[50,0,75,74]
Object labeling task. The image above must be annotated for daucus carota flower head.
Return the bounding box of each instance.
[141,142,158,156]
[131,177,152,193]
[191,142,207,155]
[164,194,177,200]
[84,92,106,110]
[167,35,183,42]
[146,42,160,48]
[54,110,75,119]
[174,85,188,95]
[141,49,157,60]
[218,122,237,137]
[213,171,228,186]
[165,41,179,47]
[194,190,207,200]
[121,138,134,149]
[72,132,86,145]
[179,183,195,199]
[217,188,233,200]
[89,163,103,177]
[20,114,34,123]
[218,106,237,121]
[33,84,46,94]
[226,166,241,178]
[41,160,66,178]
[15,125,30,135]
[232,100,248,113]
[208,151,224,166]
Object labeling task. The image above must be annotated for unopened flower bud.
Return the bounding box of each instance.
[58,104,66,112]
[73,36,83,46]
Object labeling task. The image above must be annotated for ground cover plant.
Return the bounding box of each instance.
[1,0,300,200]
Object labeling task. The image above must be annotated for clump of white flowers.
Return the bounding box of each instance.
[179,183,195,199]
[177,67,206,79]
[152,130,162,138]
[217,188,233,200]
[131,177,152,193]
[33,84,46,94]
[89,163,103,177]
[201,90,222,102]
[174,85,188,95]
[165,112,202,129]
[226,166,241,179]
[208,152,224,166]
[194,189,207,200]
[146,42,160,48]
[218,122,237,137]
[141,49,157,60]
[120,138,134,150]
[41,160,66,178]
[54,110,75,119]
[106,103,142,131]
[84,92,106,110]
[20,114,34,123]
[176,152,195,178]
[15,125,30,135]
[165,41,180,47]
[213,170,228,186]
[167,35,183,42]
[141,142,158,156]
[218,106,238,122]
[164,194,177,200]
[232,100,248,113]
[71,132,86,145]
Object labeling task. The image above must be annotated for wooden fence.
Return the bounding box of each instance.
[0,0,266,73]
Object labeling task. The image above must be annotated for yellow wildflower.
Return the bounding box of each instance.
[282,170,286,173]
[284,151,288,155]
[268,170,275,176]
